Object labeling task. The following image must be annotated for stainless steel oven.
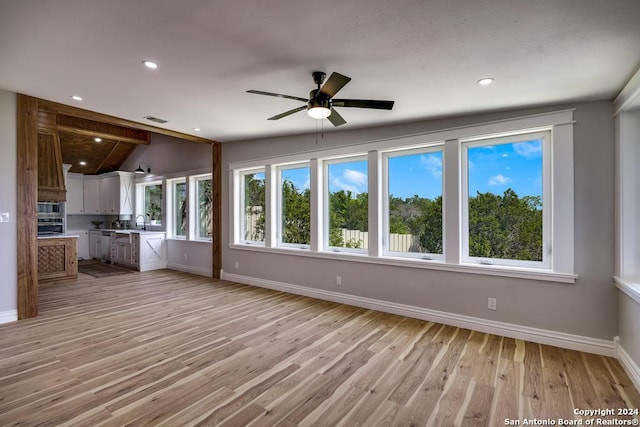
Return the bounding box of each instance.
[37,202,65,236]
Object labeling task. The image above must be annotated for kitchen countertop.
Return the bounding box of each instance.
[90,229,166,234]
[37,234,79,239]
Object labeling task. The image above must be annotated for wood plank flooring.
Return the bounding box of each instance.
[1,270,639,426]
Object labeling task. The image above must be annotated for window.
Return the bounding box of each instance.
[136,181,163,226]
[172,179,187,238]
[279,164,310,247]
[384,148,443,259]
[241,170,265,243]
[229,110,574,282]
[194,175,213,240]
[462,131,550,268]
[325,157,368,251]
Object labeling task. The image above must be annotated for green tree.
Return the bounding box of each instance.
[468,189,542,261]
[281,179,311,244]
[244,174,265,241]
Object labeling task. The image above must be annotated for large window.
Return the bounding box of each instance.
[384,148,443,259]
[241,170,265,243]
[279,164,310,246]
[325,157,368,251]
[194,175,213,240]
[462,131,550,268]
[230,110,575,282]
[136,181,163,227]
[172,179,187,238]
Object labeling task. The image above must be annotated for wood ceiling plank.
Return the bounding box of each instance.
[56,125,150,145]
[39,99,218,145]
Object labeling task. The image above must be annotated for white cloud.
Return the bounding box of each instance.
[513,141,542,158]
[331,177,359,195]
[420,154,442,177]
[489,174,511,186]
[343,169,367,186]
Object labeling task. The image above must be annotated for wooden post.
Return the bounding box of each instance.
[17,94,39,319]
[212,142,222,279]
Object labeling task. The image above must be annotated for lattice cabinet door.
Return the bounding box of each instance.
[37,237,78,282]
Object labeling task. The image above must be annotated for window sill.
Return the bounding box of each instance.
[614,277,640,305]
[167,237,212,244]
[228,244,577,283]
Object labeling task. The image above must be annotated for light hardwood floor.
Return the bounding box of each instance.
[1,270,639,426]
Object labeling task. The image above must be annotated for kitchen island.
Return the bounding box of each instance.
[89,229,167,272]
[37,235,78,283]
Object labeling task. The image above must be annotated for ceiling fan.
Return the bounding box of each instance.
[247,71,394,127]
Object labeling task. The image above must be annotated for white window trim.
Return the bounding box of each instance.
[323,155,369,254]
[229,109,576,283]
[276,162,311,249]
[135,180,164,228]
[236,168,265,245]
[382,145,445,261]
[190,173,213,242]
[166,177,187,239]
[460,130,551,270]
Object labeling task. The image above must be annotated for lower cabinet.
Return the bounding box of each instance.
[68,229,89,259]
[112,231,166,271]
[37,237,78,283]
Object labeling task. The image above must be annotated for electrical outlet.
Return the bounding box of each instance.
[235,261,239,269]
[336,276,342,286]
[0,212,9,223]
[488,297,497,311]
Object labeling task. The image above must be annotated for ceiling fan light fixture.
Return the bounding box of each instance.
[307,106,331,119]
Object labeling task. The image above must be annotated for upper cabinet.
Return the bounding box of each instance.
[37,129,66,202]
[66,172,84,214]
[79,172,134,215]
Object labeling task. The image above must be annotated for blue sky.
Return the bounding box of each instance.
[276,138,542,200]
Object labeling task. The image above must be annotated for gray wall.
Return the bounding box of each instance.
[222,100,617,340]
[121,133,214,276]
[0,90,17,315]
[121,133,212,175]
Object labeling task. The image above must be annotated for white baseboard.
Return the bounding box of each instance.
[222,272,615,357]
[167,262,213,277]
[0,310,18,325]
[614,337,640,392]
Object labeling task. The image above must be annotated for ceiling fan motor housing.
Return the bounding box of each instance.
[308,89,330,109]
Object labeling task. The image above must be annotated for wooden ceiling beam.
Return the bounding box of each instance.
[56,125,150,145]
[38,99,218,145]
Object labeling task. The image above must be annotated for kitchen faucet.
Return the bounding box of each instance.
[135,214,148,231]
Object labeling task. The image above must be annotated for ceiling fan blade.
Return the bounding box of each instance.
[332,99,395,110]
[247,90,307,103]
[267,106,307,120]
[327,108,346,127]
[319,72,351,98]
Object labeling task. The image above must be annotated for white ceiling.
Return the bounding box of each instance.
[1,0,639,142]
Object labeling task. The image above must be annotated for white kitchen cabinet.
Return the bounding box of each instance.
[82,172,134,215]
[83,177,101,214]
[68,229,89,259]
[66,173,84,214]
[99,175,118,214]
[89,230,111,260]
[135,232,167,271]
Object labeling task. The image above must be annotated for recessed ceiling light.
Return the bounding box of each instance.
[79,161,86,166]
[71,95,83,101]
[142,60,158,69]
[94,137,102,142]
[477,78,494,86]
[194,128,201,132]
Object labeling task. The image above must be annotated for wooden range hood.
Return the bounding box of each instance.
[36,103,154,202]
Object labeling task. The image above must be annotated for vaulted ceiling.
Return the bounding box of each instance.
[1,1,639,143]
